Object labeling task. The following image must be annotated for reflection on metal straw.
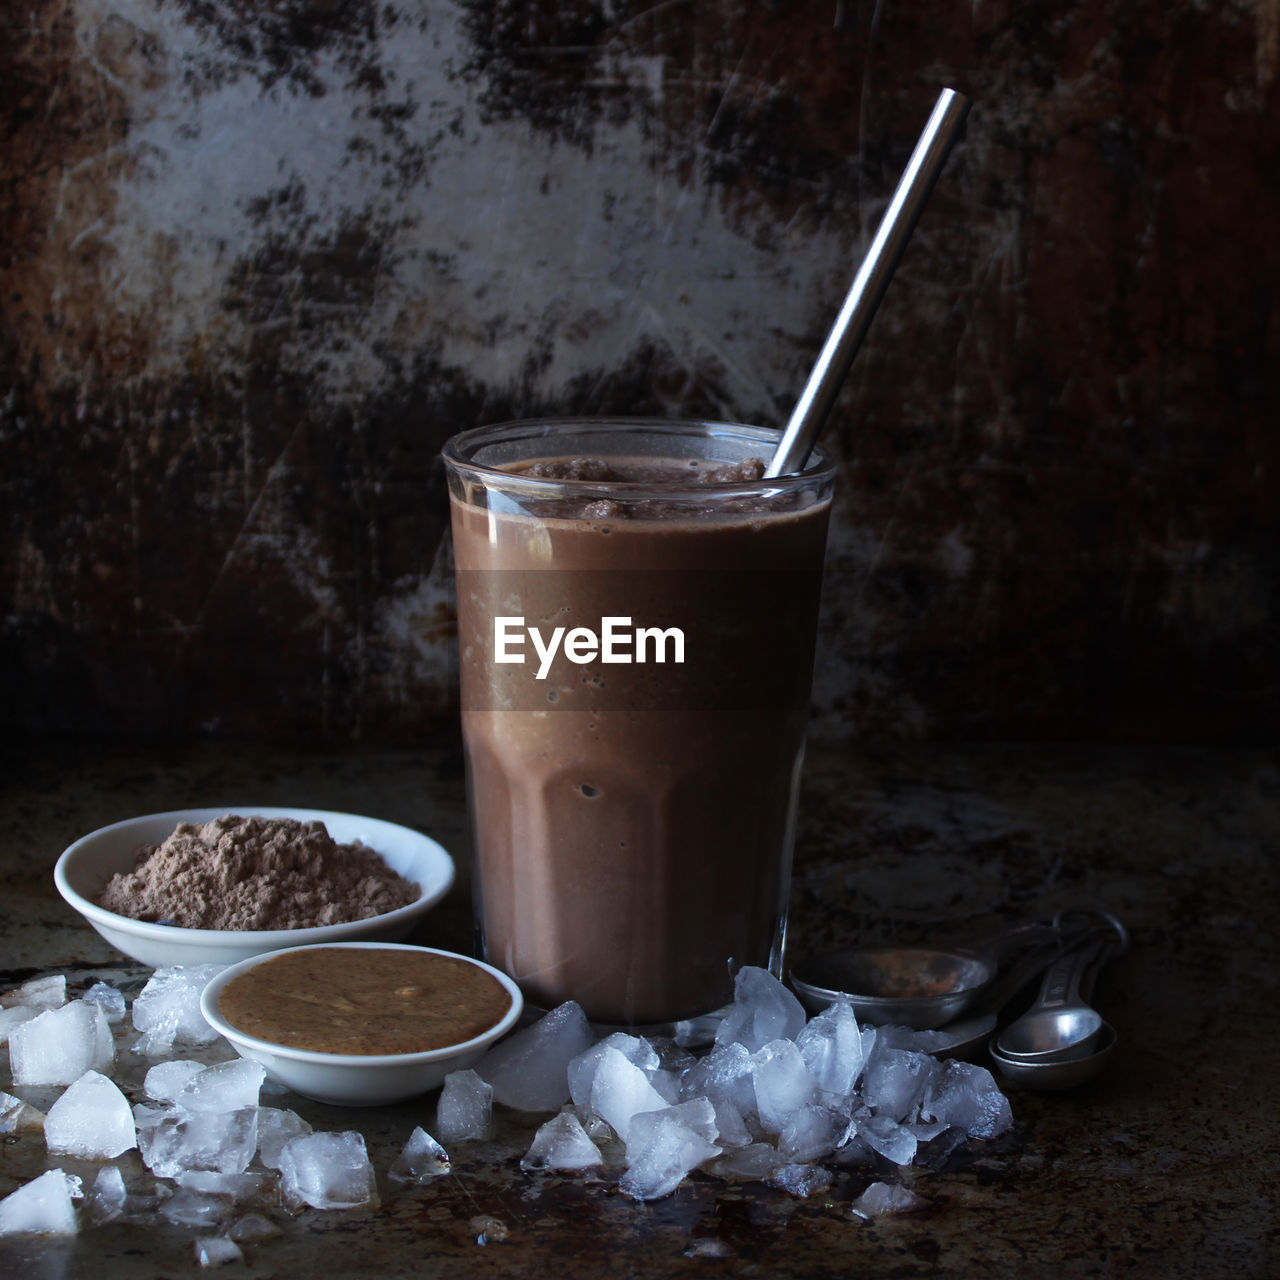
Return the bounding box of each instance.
[766,87,972,479]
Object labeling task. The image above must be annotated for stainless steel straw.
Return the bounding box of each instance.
[766,87,971,478]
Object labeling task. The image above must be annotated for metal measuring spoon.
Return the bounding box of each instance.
[789,916,1101,1030]
[994,919,1127,1061]
[989,926,1126,1090]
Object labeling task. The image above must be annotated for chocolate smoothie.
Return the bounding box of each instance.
[444,421,834,1027]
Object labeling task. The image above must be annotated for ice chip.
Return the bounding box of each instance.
[625,1098,718,1162]
[0,1006,39,1044]
[1,974,67,1010]
[477,1000,592,1112]
[45,1069,136,1158]
[715,966,806,1053]
[82,981,127,1024]
[862,1045,941,1123]
[680,1041,757,1117]
[178,1058,266,1113]
[777,1102,846,1164]
[920,1060,1013,1140]
[568,1033,659,1108]
[796,997,867,1100]
[228,1212,282,1242]
[859,1113,919,1167]
[470,1214,508,1244]
[257,1107,314,1169]
[707,1142,784,1181]
[9,999,113,1085]
[706,1096,753,1149]
[0,1089,45,1134]
[144,1059,207,1103]
[587,1045,671,1142]
[131,964,223,1054]
[175,1170,278,1207]
[0,1168,79,1235]
[86,1166,128,1224]
[161,1187,233,1227]
[435,1069,493,1143]
[136,1105,259,1178]
[278,1131,379,1211]
[618,1107,721,1201]
[852,1180,928,1219]
[521,1110,603,1173]
[195,1235,244,1267]
[751,1039,818,1135]
[389,1126,451,1185]
[768,1162,834,1198]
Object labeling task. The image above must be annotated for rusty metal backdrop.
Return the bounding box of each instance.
[2,0,1277,743]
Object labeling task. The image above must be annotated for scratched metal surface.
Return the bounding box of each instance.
[1,739,1277,1277]
[1,1,1277,744]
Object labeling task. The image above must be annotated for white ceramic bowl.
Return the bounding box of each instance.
[200,942,523,1105]
[54,807,456,969]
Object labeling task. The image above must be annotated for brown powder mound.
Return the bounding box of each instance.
[97,814,421,930]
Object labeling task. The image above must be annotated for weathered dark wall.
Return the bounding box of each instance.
[2,0,1276,744]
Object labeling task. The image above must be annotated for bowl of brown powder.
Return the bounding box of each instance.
[54,808,456,969]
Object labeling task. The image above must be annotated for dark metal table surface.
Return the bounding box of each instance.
[1,739,1277,1278]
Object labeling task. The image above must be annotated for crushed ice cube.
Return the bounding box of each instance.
[131,964,223,1054]
[256,1107,314,1169]
[627,1097,718,1155]
[1,974,67,1010]
[861,1045,941,1123]
[0,1089,45,1134]
[588,1045,672,1142]
[228,1212,282,1242]
[777,1102,846,1164]
[195,1235,244,1267]
[161,1188,233,1228]
[0,1168,79,1235]
[618,1103,720,1201]
[568,1032,659,1108]
[175,1170,278,1207]
[470,1214,508,1244]
[920,1060,1013,1140]
[9,999,113,1085]
[44,1069,137,1158]
[520,1110,603,1173]
[477,1000,593,1112]
[680,1040,757,1116]
[715,966,806,1053]
[86,1166,128,1224]
[707,1141,784,1181]
[144,1059,207,1104]
[858,1112,919,1167]
[0,1006,40,1044]
[278,1131,379,1211]
[135,1104,259,1178]
[82,981,127,1024]
[751,1039,818,1134]
[435,1069,493,1143]
[767,1162,834,1198]
[796,997,867,1100]
[851,1180,928,1219]
[389,1126,451,1185]
[178,1058,266,1114]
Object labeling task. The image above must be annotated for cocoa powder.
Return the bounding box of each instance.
[97,814,420,930]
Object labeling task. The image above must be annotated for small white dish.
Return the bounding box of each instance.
[200,942,523,1105]
[54,807,456,969]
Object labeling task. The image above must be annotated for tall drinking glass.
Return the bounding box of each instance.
[442,419,835,1030]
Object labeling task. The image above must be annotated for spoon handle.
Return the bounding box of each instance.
[1035,934,1109,1011]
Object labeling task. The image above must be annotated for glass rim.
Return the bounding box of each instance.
[441,416,836,503]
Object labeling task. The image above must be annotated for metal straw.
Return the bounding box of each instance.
[766,87,972,478]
